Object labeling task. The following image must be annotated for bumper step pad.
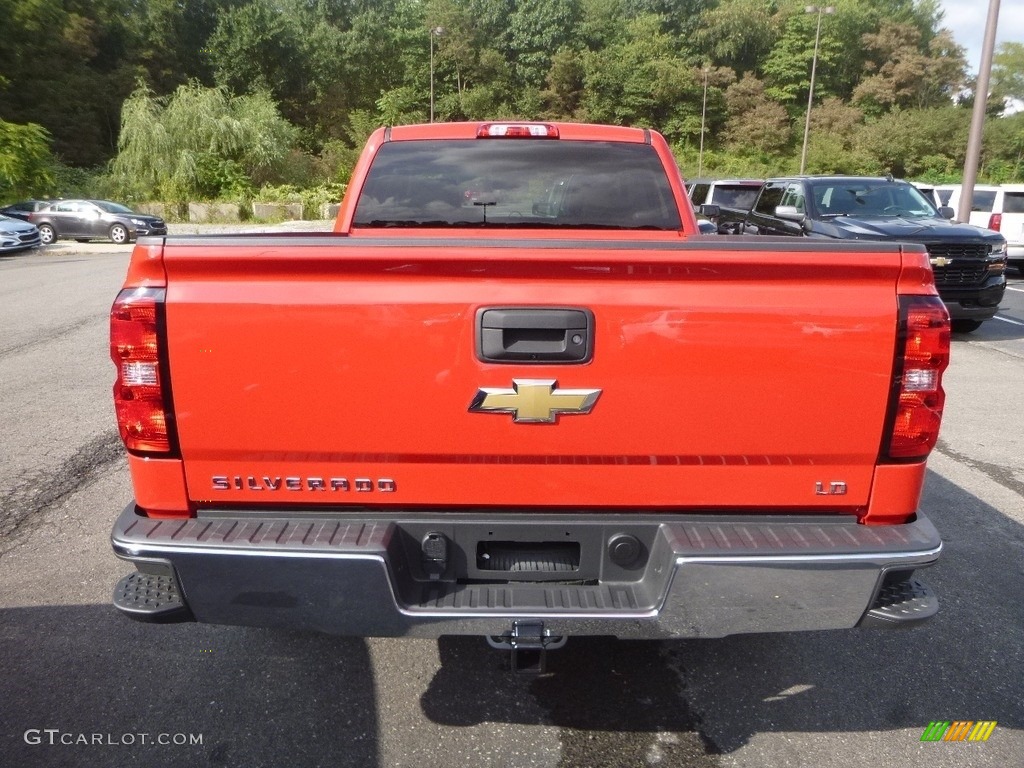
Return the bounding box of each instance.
[859,579,938,628]
[113,572,192,623]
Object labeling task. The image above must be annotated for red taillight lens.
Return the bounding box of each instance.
[111,287,176,455]
[883,296,950,460]
[988,213,1001,231]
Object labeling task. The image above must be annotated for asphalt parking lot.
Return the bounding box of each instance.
[1,233,1022,767]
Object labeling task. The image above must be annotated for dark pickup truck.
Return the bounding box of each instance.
[714,176,1007,332]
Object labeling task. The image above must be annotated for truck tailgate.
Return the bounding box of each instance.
[161,236,901,510]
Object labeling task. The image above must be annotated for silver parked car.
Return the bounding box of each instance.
[0,213,42,254]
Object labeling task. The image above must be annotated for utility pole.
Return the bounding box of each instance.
[698,67,709,178]
[429,27,445,123]
[800,6,835,175]
[958,0,1001,222]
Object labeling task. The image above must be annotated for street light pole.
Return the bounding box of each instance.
[698,66,709,178]
[800,5,834,175]
[429,26,444,123]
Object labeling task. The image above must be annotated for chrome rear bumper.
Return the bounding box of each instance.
[112,505,941,638]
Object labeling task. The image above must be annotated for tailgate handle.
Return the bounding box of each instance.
[477,308,593,363]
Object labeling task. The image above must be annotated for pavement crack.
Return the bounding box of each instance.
[0,316,99,361]
[936,439,1024,499]
[0,431,124,550]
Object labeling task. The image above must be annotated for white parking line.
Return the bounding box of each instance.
[994,315,1024,327]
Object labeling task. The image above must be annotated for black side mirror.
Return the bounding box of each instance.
[938,206,955,220]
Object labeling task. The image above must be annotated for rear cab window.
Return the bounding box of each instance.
[353,140,682,231]
[688,183,711,205]
[971,190,997,212]
[708,185,760,210]
[1002,192,1024,214]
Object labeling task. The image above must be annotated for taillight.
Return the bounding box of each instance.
[988,213,1001,231]
[477,123,559,139]
[111,287,177,455]
[882,296,950,461]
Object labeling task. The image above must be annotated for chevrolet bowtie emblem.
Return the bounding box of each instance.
[469,379,601,423]
[930,256,953,267]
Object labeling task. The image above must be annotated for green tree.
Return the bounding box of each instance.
[801,98,875,174]
[693,0,783,75]
[0,120,55,200]
[581,14,696,138]
[206,0,313,128]
[853,22,966,112]
[851,106,970,177]
[723,74,792,155]
[124,0,232,93]
[983,111,1024,180]
[541,48,588,118]
[508,0,582,89]
[991,42,1024,109]
[762,9,843,106]
[110,83,299,201]
[0,0,139,166]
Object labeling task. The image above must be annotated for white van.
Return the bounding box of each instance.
[993,184,1024,274]
[945,184,1001,229]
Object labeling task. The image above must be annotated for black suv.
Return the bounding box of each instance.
[28,199,167,245]
[740,177,1007,332]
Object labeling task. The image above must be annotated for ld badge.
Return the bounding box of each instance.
[469,379,601,423]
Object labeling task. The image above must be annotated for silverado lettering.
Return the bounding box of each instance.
[211,476,397,492]
[109,122,950,670]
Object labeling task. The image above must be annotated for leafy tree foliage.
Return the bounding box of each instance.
[0,120,56,199]
[991,42,1024,108]
[852,106,970,177]
[123,0,227,93]
[110,83,298,201]
[694,0,782,76]
[853,23,966,112]
[581,15,695,139]
[0,0,1021,200]
[762,10,843,106]
[723,74,792,154]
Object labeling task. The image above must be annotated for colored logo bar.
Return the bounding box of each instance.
[920,721,997,742]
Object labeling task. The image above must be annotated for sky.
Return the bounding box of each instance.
[939,0,1024,75]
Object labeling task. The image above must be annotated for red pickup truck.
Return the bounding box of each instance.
[110,122,948,668]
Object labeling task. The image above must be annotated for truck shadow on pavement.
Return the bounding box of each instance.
[421,469,1024,755]
[0,610,378,768]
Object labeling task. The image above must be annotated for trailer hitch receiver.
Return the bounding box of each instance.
[487,620,567,673]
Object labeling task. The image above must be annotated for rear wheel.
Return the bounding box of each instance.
[38,224,55,245]
[951,319,983,333]
[109,223,130,244]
